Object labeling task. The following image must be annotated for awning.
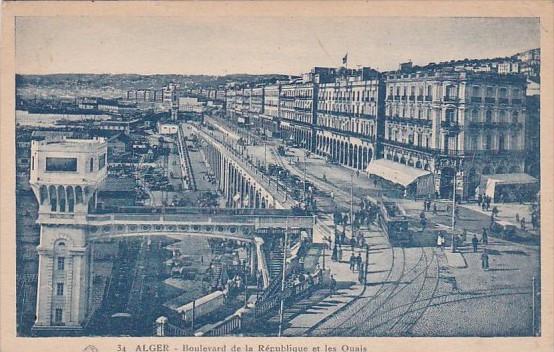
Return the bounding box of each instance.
[484,173,539,199]
[485,173,538,185]
[366,159,435,196]
[366,159,431,187]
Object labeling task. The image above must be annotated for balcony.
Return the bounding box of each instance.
[484,97,496,104]
[408,95,415,101]
[468,121,523,129]
[512,98,522,105]
[498,98,509,105]
[382,139,435,155]
[471,97,482,103]
[425,96,433,101]
[440,121,461,134]
[387,95,393,101]
[385,115,432,128]
[417,95,424,101]
[317,125,376,143]
[443,96,458,103]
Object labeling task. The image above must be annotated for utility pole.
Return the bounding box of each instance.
[264,141,267,170]
[278,219,289,337]
[351,172,354,241]
[451,171,457,253]
[364,243,369,285]
[303,153,307,208]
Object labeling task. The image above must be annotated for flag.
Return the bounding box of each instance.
[342,53,348,65]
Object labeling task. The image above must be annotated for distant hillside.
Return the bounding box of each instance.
[16,73,290,93]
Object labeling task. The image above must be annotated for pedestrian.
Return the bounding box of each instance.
[329,275,337,296]
[331,245,338,262]
[358,263,365,284]
[356,253,362,271]
[477,194,483,207]
[472,234,479,252]
[515,213,520,223]
[482,228,488,245]
[481,200,486,211]
[433,203,438,215]
[481,249,489,270]
[492,206,499,218]
[520,217,526,231]
[461,229,468,243]
[437,233,444,250]
[349,253,356,272]
[350,237,356,252]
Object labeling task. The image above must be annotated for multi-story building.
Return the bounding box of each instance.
[525,83,540,178]
[278,68,337,151]
[261,83,281,136]
[383,66,527,199]
[315,67,384,170]
[279,80,317,150]
[248,86,265,131]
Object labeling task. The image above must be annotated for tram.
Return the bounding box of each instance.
[377,198,412,246]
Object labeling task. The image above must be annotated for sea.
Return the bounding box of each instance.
[16,110,111,128]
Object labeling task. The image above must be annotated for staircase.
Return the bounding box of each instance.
[209,263,223,289]
[268,242,284,280]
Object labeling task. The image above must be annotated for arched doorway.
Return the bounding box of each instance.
[439,167,456,199]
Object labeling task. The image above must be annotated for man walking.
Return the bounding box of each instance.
[329,275,337,296]
[481,249,489,270]
[482,228,489,245]
[472,234,479,253]
[356,253,363,271]
[349,253,356,272]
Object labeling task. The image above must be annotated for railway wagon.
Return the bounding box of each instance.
[175,290,226,323]
[378,199,412,246]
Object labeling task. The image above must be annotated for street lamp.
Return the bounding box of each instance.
[350,172,354,241]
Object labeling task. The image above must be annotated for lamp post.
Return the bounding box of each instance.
[451,169,457,253]
[351,172,354,241]
[278,219,289,337]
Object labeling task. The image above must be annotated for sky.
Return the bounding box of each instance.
[15,16,540,75]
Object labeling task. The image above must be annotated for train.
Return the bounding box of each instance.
[377,198,412,246]
[175,290,226,323]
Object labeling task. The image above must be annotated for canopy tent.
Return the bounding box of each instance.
[365,159,435,197]
[484,173,539,202]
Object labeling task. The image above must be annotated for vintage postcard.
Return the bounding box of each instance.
[1,1,553,352]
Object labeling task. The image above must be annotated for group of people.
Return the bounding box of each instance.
[348,253,364,272]
[477,194,493,211]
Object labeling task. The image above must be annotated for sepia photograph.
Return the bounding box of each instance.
[1,2,553,351]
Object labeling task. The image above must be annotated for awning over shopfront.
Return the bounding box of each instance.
[484,173,539,202]
[365,159,435,197]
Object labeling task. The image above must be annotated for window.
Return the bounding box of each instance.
[485,134,492,150]
[427,85,433,97]
[45,158,77,172]
[56,283,64,296]
[486,110,493,123]
[486,87,494,97]
[98,153,106,169]
[513,88,520,98]
[89,158,94,172]
[512,112,519,124]
[446,109,456,123]
[499,111,506,122]
[472,86,481,96]
[55,308,63,323]
[57,257,65,271]
[499,88,507,98]
[499,134,505,151]
[31,156,34,171]
[471,109,479,121]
